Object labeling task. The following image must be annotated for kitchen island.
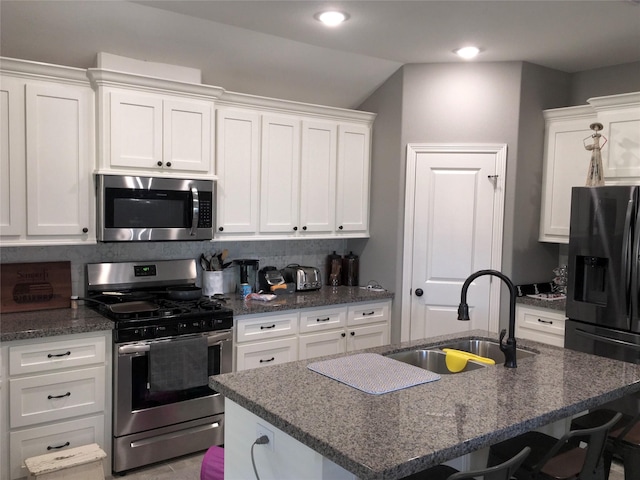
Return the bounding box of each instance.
[209,329,640,480]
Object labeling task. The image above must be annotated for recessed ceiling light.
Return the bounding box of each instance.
[454,46,481,60]
[314,10,349,27]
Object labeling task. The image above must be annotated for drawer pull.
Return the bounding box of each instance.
[47,441,70,450]
[47,351,71,358]
[260,357,275,363]
[316,317,330,322]
[362,311,375,316]
[260,324,276,330]
[47,392,71,400]
[537,318,553,325]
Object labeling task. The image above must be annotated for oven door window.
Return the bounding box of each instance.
[105,188,192,229]
[131,344,221,409]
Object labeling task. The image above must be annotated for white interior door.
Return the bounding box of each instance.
[402,144,506,341]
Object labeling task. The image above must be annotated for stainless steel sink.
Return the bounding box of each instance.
[436,339,537,364]
[386,349,486,374]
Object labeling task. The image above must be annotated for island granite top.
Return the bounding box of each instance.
[210,329,640,480]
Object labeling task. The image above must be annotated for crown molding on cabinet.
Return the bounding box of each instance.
[588,91,640,109]
[0,57,89,86]
[87,68,225,100]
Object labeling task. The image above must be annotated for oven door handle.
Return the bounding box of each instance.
[118,331,232,355]
[189,186,200,237]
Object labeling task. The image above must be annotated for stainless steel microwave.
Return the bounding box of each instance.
[96,174,215,242]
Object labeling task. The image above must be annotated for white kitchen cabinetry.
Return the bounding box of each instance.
[216,107,261,234]
[540,92,640,243]
[0,58,95,246]
[4,331,112,480]
[235,311,299,372]
[336,124,371,234]
[89,69,223,178]
[236,300,391,369]
[515,304,566,347]
[214,93,375,241]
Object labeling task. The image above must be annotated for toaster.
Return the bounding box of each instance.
[281,265,322,291]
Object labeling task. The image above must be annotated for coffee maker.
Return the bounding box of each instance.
[233,259,259,295]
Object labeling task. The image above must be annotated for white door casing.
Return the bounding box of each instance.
[401,144,507,342]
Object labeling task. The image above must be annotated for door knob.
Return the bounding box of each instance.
[415,288,424,297]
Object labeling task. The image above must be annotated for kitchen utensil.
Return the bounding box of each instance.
[281,265,322,291]
[78,297,160,314]
[442,348,495,373]
[199,254,211,271]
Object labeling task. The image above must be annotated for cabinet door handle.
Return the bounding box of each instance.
[157,161,163,167]
[350,331,355,336]
[260,357,275,363]
[48,392,71,400]
[316,317,330,322]
[338,226,343,230]
[47,441,70,451]
[537,318,553,325]
[47,351,71,358]
[260,324,276,330]
[341,333,346,337]
[362,311,375,316]
[166,162,172,167]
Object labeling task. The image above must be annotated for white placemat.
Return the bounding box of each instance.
[307,352,440,395]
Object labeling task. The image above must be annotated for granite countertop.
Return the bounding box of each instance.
[516,295,566,312]
[1,287,393,342]
[210,329,640,480]
[221,286,394,316]
[1,306,113,342]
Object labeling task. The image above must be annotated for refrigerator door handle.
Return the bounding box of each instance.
[622,197,634,311]
[576,328,640,350]
[632,192,640,328]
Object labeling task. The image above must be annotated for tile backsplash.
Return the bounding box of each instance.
[1,239,348,296]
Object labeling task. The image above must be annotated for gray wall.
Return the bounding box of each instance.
[353,60,640,342]
[570,61,640,105]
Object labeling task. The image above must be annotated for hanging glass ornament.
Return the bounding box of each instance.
[584,122,607,187]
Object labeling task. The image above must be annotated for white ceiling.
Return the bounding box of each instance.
[1,0,639,108]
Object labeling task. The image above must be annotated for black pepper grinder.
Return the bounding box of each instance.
[342,251,359,286]
[326,251,342,286]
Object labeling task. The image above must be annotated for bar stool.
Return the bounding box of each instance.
[570,408,640,480]
[487,412,622,480]
[401,446,530,480]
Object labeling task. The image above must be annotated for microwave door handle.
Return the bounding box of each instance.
[190,186,200,236]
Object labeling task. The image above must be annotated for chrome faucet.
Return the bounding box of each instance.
[457,269,518,368]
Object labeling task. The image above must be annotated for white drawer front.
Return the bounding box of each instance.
[299,330,347,360]
[299,307,346,333]
[347,300,390,327]
[10,366,106,428]
[236,337,298,371]
[9,415,105,480]
[236,312,299,343]
[9,335,106,375]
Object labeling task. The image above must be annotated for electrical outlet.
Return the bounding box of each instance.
[256,423,274,451]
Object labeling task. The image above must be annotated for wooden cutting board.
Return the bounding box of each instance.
[1,261,72,313]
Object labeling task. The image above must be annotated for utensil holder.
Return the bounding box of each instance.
[203,271,224,296]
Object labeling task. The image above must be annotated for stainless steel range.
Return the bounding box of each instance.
[85,259,233,475]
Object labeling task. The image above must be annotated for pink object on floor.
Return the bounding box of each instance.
[201,445,224,480]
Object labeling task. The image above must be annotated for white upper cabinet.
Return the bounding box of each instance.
[540,92,640,244]
[89,69,222,179]
[336,123,371,234]
[259,114,301,233]
[1,59,95,246]
[215,107,261,234]
[589,92,640,182]
[215,93,375,241]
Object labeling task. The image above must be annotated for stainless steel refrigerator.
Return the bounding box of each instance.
[564,185,640,365]
[564,185,640,415]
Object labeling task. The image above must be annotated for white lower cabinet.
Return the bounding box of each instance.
[235,300,391,370]
[3,332,111,480]
[515,304,566,347]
